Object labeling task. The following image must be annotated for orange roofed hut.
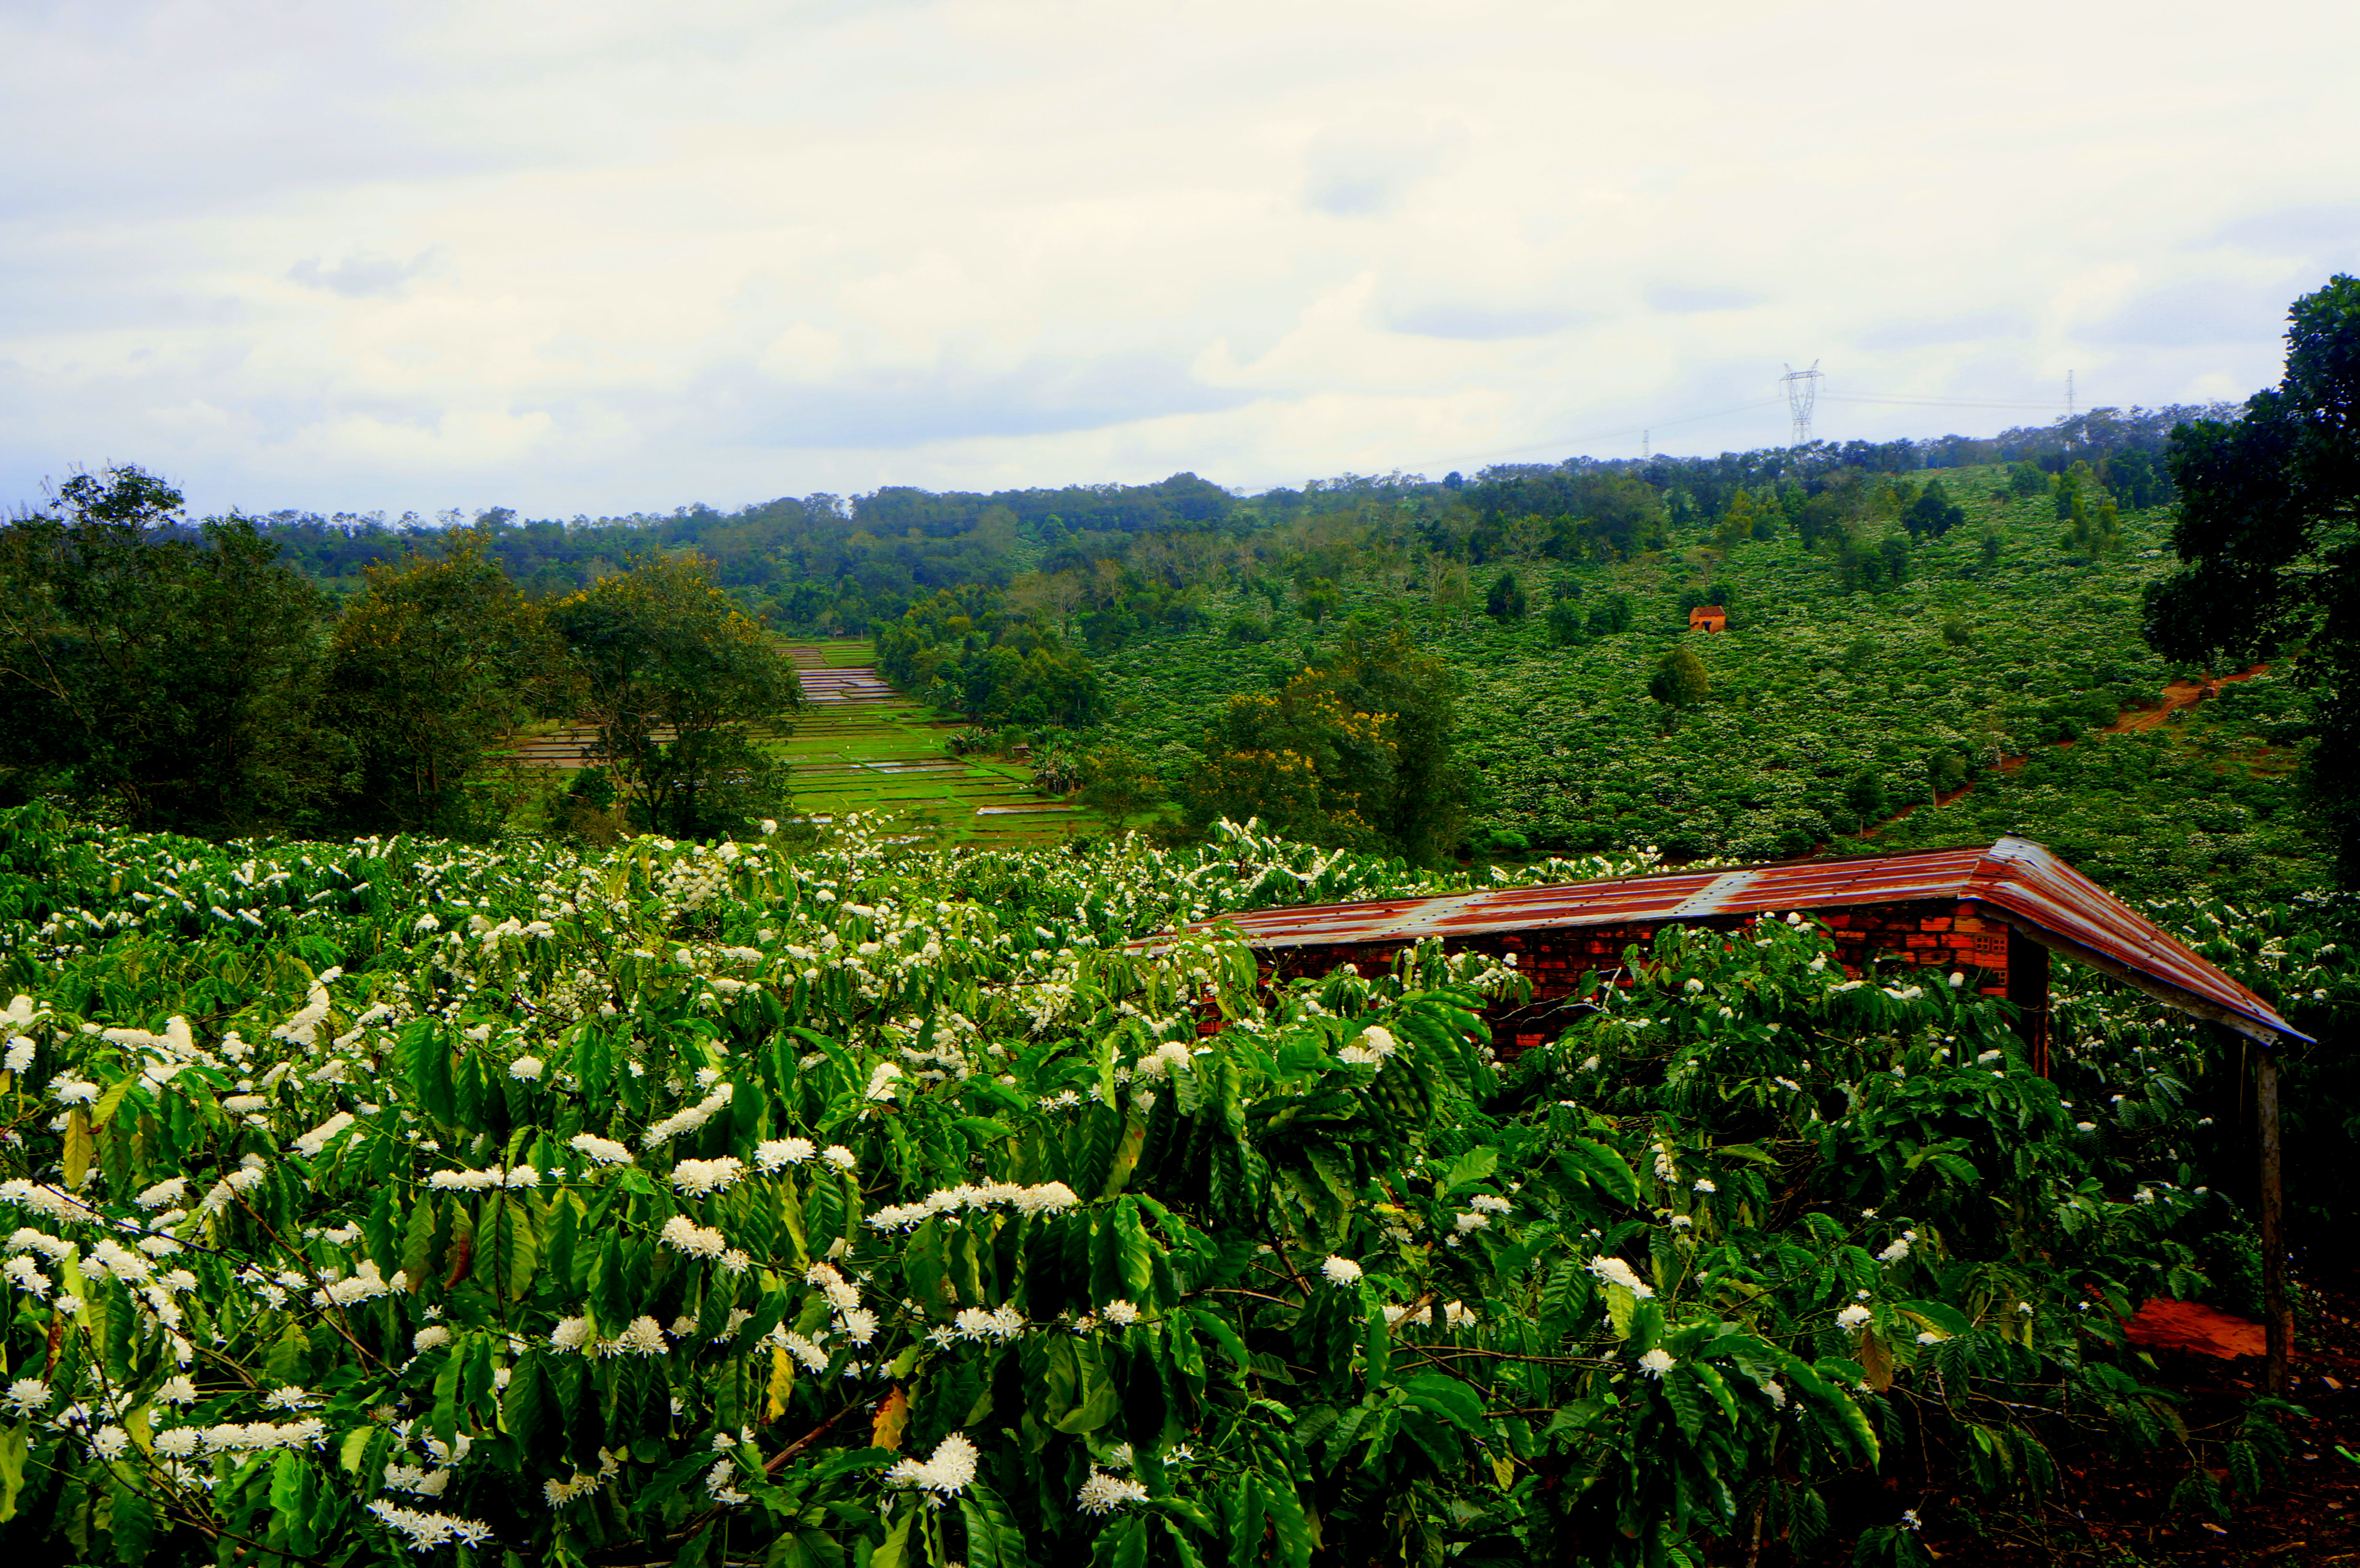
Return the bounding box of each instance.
[1688,604,1727,632]
[1144,836,2311,1387]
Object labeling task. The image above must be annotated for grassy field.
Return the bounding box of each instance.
[497,639,1110,847]
[771,639,1097,848]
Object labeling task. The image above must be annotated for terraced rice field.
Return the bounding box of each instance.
[500,640,1097,847]
[775,640,1093,847]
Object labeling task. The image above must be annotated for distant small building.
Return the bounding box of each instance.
[1689,605,1727,632]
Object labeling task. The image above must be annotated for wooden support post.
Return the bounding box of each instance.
[2256,1044,2290,1395]
[2005,928,2052,1077]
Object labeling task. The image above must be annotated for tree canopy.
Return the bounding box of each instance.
[547,554,805,840]
[1184,626,1464,863]
[323,537,566,834]
[2144,275,2360,882]
[0,466,330,833]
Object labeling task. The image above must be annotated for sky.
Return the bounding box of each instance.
[5,0,2358,520]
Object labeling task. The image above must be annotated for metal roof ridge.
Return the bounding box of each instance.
[1967,837,2309,1045]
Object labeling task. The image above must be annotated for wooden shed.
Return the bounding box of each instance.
[1688,605,1728,632]
[1160,837,2312,1384]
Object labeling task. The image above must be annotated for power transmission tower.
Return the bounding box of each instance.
[1782,361,1822,447]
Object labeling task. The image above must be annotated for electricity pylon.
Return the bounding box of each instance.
[1782,361,1822,447]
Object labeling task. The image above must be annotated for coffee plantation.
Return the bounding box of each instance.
[1,804,2352,1566]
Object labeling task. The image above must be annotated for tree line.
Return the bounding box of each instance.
[218,412,2204,662]
[0,469,801,842]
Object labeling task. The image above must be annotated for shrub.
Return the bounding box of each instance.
[1546,598,1591,647]
[1486,571,1528,621]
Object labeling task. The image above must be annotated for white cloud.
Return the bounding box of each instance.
[4,0,2357,518]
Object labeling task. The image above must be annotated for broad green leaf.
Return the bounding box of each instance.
[398,1194,437,1293]
[0,1422,26,1522]
[1089,1516,1147,1568]
[1555,1139,1638,1210]
[868,1509,915,1568]
[108,1469,155,1565]
[958,1483,1030,1568]
[90,1074,138,1129]
[62,1109,92,1189]
[1400,1372,1488,1439]
[1433,1145,1498,1196]
[1112,1197,1155,1298]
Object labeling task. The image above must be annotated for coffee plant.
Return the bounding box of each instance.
[0,805,2349,1566]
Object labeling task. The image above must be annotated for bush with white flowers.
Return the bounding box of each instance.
[0,802,2343,1564]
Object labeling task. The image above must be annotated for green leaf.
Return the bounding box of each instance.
[497,1197,541,1301]
[1689,1360,1743,1428]
[107,1469,155,1565]
[264,1322,309,1386]
[1603,1282,1638,1340]
[1089,1516,1147,1568]
[1222,1474,1266,1568]
[504,1354,552,1457]
[430,1343,466,1453]
[1261,1461,1313,1568]
[1401,1372,1488,1439]
[1782,1357,1881,1466]
[1897,1299,1973,1337]
[1660,1365,1706,1441]
[957,1483,1031,1568]
[1434,1145,1499,1196]
[62,1108,92,1189]
[1160,1518,1210,1568]
[1186,1309,1255,1379]
[406,1019,456,1127]
[1556,1139,1638,1209]
[0,1422,28,1522]
[592,1229,631,1328]
[399,1194,438,1292]
[1113,1197,1155,1298]
[1051,1351,1123,1434]
[267,1450,315,1556]
[90,1075,139,1130]
[868,1509,915,1568]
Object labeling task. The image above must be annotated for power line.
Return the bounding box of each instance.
[1395,370,2072,481]
[1403,396,1785,473]
[1819,393,2064,412]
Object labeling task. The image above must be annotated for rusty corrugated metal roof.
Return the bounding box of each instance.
[1166,837,2309,1044]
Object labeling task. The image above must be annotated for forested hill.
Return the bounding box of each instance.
[247,404,2225,630]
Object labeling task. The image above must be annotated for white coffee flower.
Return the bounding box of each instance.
[1319,1256,1363,1287]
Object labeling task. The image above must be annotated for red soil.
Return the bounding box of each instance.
[1843,664,2272,845]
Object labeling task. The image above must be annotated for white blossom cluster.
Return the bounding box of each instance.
[864,1180,1081,1230]
[885,1432,980,1495]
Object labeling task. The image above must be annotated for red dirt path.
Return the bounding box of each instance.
[1848,664,2272,843]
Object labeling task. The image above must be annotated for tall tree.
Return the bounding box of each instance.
[0,466,331,832]
[2144,275,2360,882]
[547,553,804,838]
[321,536,567,833]
[1184,625,1464,863]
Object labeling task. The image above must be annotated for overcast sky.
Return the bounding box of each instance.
[5,0,2356,520]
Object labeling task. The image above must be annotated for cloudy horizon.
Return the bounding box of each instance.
[5,0,2356,521]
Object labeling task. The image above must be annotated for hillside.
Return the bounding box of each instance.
[1084,464,2328,902]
